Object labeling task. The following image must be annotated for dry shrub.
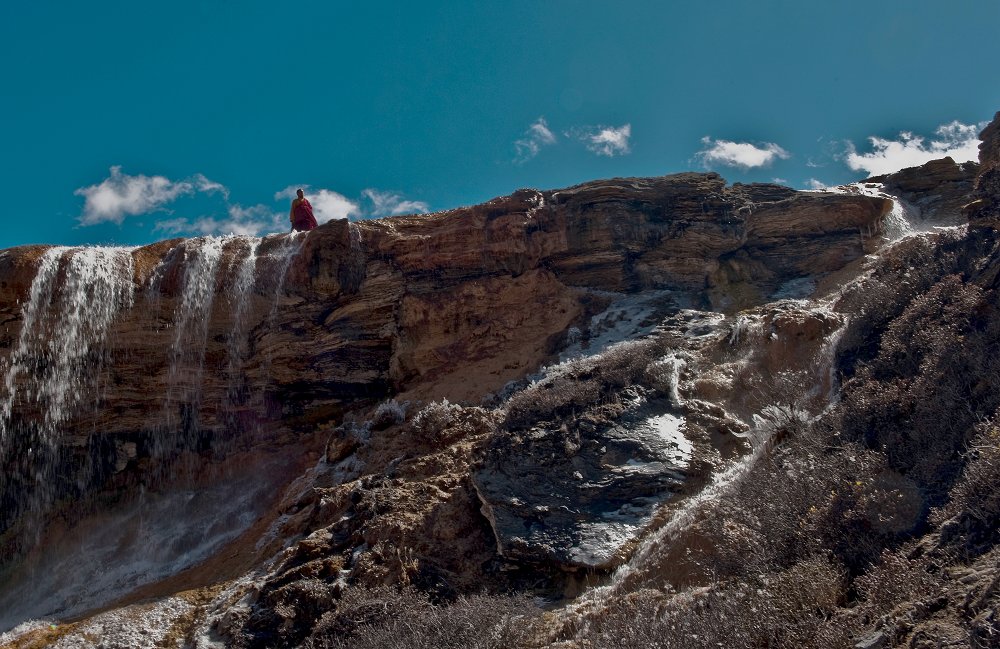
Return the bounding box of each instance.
[838,274,1000,503]
[578,557,849,649]
[370,399,408,430]
[932,424,1000,553]
[410,399,496,445]
[503,375,601,430]
[853,550,936,617]
[503,337,665,430]
[306,586,540,649]
[835,231,965,378]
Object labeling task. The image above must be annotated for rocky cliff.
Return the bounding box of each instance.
[968,110,1000,228]
[0,174,889,542]
[870,156,979,225]
[6,119,1000,647]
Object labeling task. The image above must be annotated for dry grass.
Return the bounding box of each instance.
[303,586,541,649]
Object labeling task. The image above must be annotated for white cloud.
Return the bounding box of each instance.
[772,177,788,185]
[275,185,360,222]
[362,188,429,217]
[578,123,631,157]
[154,204,284,237]
[514,117,557,163]
[273,186,303,201]
[844,120,985,176]
[310,189,360,222]
[79,170,424,239]
[193,174,230,199]
[696,138,790,170]
[75,166,213,225]
[804,178,828,190]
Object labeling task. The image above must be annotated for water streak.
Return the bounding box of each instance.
[267,231,307,306]
[225,237,260,377]
[0,246,136,530]
[884,198,916,241]
[1,247,136,438]
[159,237,226,455]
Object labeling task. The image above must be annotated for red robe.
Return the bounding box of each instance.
[292,198,318,231]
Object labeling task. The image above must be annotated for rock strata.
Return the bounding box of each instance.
[872,156,979,225]
[967,111,1000,228]
[0,174,889,485]
[0,172,889,626]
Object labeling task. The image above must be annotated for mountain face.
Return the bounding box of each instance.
[0,173,888,547]
[2,114,999,648]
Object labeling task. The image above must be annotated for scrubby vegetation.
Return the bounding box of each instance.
[301,587,540,649]
[503,337,668,431]
[556,230,1000,648]
[224,231,1000,649]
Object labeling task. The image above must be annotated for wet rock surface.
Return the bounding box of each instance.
[871,156,979,225]
[474,394,698,569]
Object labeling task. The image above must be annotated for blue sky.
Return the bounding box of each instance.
[2,0,999,248]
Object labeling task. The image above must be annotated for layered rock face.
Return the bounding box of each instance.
[4,111,1000,647]
[871,156,979,225]
[0,174,890,535]
[968,110,1000,227]
[0,173,891,635]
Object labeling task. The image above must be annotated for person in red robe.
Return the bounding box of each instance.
[289,188,318,232]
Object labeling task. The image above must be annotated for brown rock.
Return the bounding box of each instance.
[968,111,1000,228]
[872,156,979,225]
[0,172,889,568]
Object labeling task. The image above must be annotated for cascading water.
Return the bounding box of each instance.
[252,231,308,388]
[226,236,260,370]
[815,181,924,243]
[266,230,307,307]
[222,236,261,444]
[348,219,363,253]
[1,247,136,431]
[0,232,312,632]
[883,197,916,241]
[161,236,226,452]
[0,246,135,528]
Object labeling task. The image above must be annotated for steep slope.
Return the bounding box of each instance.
[12,127,1000,647]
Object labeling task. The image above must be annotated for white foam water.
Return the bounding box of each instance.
[1,247,135,434]
[0,466,272,633]
[167,237,226,398]
[0,246,135,523]
[224,236,260,387]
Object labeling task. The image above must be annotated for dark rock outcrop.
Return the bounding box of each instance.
[967,110,1000,228]
[474,395,693,570]
[871,156,979,225]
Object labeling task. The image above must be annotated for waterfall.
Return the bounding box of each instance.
[267,230,307,302]
[883,198,916,241]
[158,237,226,454]
[230,237,260,341]
[0,233,310,632]
[218,236,261,453]
[0,246,135,526]
[225,236,260,389]
[0,247,67,433]
[241,231,308,406]
[348,219,363,253]
[0,245,136,440]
